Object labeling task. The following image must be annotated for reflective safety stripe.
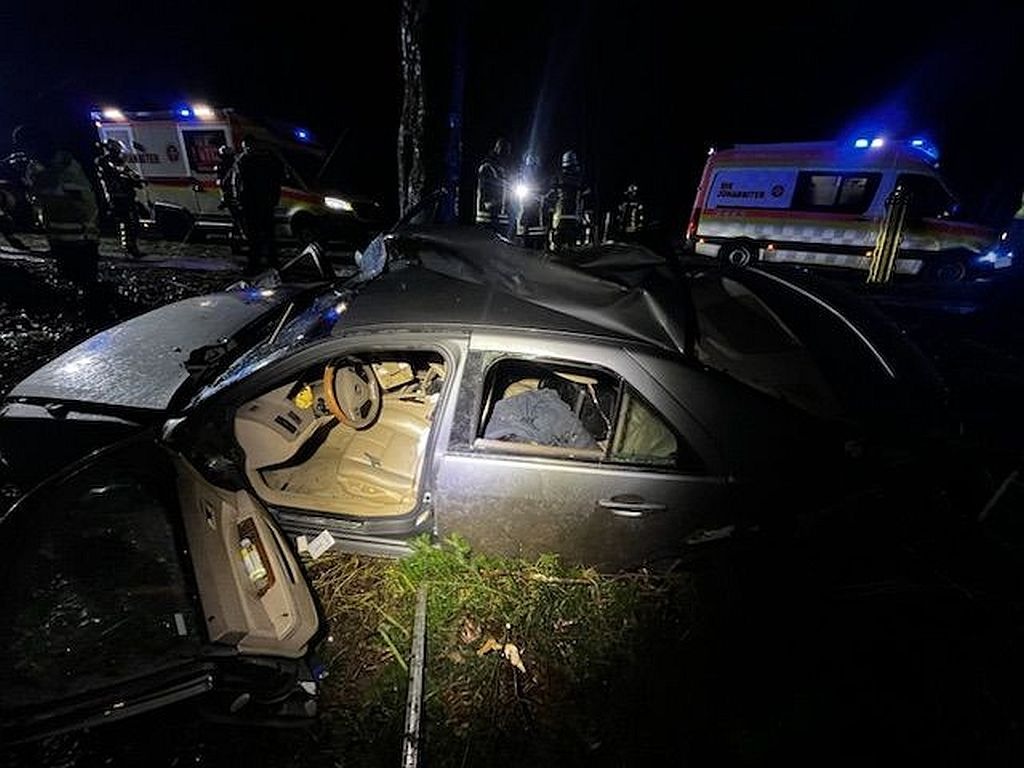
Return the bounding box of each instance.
[699,214,877,247]
[763,248,923,275]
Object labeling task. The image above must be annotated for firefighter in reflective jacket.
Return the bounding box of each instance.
[95,138,144,258]
[15,125,100,289]
[475,137,512,236]
[613,183,645,239]
[546,149,590,251]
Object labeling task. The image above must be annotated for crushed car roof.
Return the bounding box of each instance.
[334,226,691,353]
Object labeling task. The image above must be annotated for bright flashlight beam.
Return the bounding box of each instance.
[514,183,531,201]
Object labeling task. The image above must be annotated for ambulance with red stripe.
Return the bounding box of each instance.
[686,138,1000,282]
[92,105,383,247]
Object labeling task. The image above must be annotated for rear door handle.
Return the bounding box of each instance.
[598,495,667,518]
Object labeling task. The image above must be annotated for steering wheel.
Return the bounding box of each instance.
[323,359,382,430]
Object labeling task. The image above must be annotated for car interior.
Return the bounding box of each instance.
[474,358,678,467]
[233,351,446,518]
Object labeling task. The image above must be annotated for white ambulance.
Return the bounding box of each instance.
[92,105,383,247]
[686,138,999,282]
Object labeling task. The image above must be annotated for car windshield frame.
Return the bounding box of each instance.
[192,287,354,406]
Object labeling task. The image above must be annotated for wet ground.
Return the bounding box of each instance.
[3,238,1024,765]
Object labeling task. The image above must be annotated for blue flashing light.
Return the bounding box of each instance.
[178,107,192,118]
[908,137,940,161]
[870,137,885,148]
[854,138,869,148]
[295,128,310,141]
[977,249,1014,269]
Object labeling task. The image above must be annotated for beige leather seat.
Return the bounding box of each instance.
[256,396,433,517]
[335,401,430,507]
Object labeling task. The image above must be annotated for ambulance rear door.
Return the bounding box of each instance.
[179,123,233,216]
[116,120,197,216]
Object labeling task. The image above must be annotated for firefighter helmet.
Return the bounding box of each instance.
[491,137,511,160]
[103,138,127,161]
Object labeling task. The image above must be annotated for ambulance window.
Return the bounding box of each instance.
[794,172,880,214]
[897,174,957,220]
[837,176,872,207]
[803,174,841,206]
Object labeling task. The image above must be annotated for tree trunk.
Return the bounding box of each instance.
[440,0,467,222]
[398,0,427,215]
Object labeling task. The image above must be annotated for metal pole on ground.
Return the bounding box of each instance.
[401,583,429,768]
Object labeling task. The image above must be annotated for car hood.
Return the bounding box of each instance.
[6,287,303,414]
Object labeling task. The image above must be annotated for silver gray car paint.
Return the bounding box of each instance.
[9,289,300,411]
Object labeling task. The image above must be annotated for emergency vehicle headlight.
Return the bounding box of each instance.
[324,196,354,212]
[192,104,215,119]
[101,107,126,121]
[178,108,192,118]
[978,250,1014,269]
[870,137,885,148]
[854,138,869,148]
[514,183,531,201]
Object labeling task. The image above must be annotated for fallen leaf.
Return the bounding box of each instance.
[503,643,526,674]
[477,637,502,656]
[460,617,482,645]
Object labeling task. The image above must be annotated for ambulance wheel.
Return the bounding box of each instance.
[719,240,758,268]
[931,258,967,283]
[291,215,321,247]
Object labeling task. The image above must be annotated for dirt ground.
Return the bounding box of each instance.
[3,237,1024,765]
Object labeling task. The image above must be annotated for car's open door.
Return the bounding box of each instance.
[0,434,320,744]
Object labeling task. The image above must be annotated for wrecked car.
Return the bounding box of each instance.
[0,224,954,740]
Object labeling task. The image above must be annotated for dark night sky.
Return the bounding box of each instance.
[2,1,1022,229]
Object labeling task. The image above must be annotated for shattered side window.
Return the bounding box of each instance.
[471,356,701,470]
[475,358,616,458]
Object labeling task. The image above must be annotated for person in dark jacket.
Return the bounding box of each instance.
[95,138,144,258]
[474,137,513,237]
[230,136,283,273]
[0,149,32,250]
[15,125,100,290]
[214,144,243,253]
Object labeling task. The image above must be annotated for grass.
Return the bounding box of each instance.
[304,535,696,767]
